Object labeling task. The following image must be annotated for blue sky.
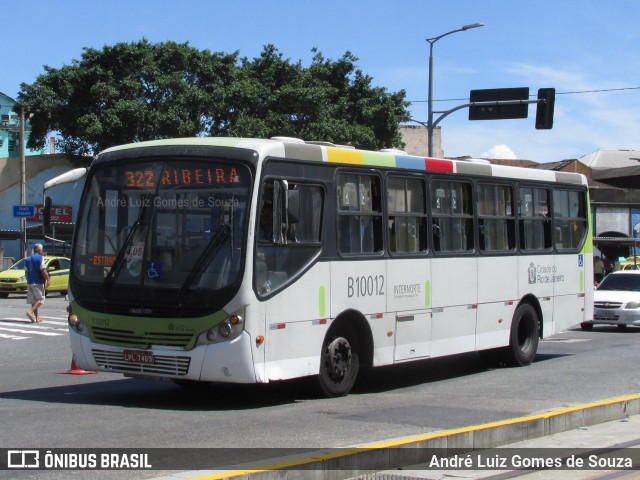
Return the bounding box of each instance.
[3,0,639,162]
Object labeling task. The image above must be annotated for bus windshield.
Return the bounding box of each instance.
[72,159,251,313]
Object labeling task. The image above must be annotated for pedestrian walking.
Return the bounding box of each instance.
[603,256,613,276]
[593,255,604,284]
[25,243,50,323]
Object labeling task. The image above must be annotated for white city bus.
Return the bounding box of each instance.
[46,137,593,396]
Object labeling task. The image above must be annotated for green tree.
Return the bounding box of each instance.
[221,45,407,150]
[20,39,238,155]
[19,41,408,154]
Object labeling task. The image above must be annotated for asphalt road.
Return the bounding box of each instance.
[1,293,640,479]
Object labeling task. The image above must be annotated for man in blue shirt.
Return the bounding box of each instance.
[25,243,50,323]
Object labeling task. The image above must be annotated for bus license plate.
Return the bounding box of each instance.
[123,349,154,364]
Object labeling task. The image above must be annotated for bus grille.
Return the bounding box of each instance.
[92,327,193,348]
[92,349,190,376]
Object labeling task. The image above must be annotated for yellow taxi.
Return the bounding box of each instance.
[620,256,640,271]
[0,255,70,298]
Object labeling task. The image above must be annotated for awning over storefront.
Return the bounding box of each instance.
[0,223,74,243]
[593,236,640,247]
[0,230,20,241]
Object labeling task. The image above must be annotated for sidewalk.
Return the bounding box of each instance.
[357,414,640,479]
[153,394,640,480]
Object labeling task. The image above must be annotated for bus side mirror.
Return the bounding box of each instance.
[43,196,52,230]
[272,180,299,244]
[287,189,300,224]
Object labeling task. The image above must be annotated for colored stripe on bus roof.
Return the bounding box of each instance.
[390,155,455,173]
[326,147,364,164]
[324,148,397,167]
[425,157,454,173]
[395,155,427,170]
[362,151,397,167]
[325,147,455,173]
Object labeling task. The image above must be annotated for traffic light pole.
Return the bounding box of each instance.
[432,98,542,130]
[427,96,553,154]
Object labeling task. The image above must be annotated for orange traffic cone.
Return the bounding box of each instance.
[64,356,96,375]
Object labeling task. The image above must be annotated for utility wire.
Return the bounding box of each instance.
[409,86,640,103]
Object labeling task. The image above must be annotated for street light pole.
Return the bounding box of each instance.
[19,106,27,258]
[426,22,484,157]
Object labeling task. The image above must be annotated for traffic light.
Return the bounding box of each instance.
[43,196,52,229]
[535,88,555,129]
[469,88,529,120]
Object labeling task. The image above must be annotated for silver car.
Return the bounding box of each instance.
[582,270,640,330]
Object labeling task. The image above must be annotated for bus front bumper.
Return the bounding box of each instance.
[69,330,257,384]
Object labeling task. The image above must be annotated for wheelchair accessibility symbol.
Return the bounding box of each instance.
[146,261,162,280]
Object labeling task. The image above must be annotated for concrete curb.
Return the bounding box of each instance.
[157,393,640,480]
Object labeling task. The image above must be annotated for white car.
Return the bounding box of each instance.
[582,270,640,330]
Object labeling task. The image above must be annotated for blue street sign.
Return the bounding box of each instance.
[13,205,36,218]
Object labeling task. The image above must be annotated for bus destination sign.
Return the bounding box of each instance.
[125,167,243,188]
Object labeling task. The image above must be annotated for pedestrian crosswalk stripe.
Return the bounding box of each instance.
[0,333,29,340]
[0,326,64,336]
[39,316,68,323]
[3,317,67,326]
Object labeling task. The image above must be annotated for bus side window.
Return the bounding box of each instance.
[478,183,515,252]
[431,180,473,253]
[387,176,427,254]
[519,187,551,251]
[553,188,587,250]
[255,181,324,296]
[337,173,383,255]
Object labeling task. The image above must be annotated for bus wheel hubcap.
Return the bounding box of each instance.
[327,337,352,378]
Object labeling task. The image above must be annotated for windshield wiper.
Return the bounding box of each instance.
[102,194,151,290]
[178,224,231,298]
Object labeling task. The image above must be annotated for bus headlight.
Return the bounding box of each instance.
[68,312,89,337]
[197,313,244,345]
[218,322,232,337]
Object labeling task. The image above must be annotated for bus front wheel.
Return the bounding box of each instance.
[506,303,539,366]
[318,328,359,397]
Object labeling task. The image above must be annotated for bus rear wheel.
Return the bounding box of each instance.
[506,303,539,366]
[318,328,359,397]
